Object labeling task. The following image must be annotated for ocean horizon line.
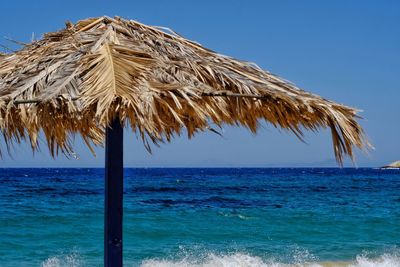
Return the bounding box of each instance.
[0,166,383,169]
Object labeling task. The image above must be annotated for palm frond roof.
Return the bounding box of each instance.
[0,16,369,163]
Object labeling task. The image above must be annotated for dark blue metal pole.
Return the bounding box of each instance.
[105,118,123,267]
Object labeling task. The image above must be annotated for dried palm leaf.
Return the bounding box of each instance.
[0,16,371,163]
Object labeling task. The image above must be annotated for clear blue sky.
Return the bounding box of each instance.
[0,0,398,167]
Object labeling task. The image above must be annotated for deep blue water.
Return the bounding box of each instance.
[0,168,399,266]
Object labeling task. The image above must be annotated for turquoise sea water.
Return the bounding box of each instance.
[0,168,399,266]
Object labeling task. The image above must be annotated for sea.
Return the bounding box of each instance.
[0,168,399,267]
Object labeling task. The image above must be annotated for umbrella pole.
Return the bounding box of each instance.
[105,118,123,267]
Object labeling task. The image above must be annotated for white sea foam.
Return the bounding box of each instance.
[39,250,400,267]
[141,253,275,267]
[141,251,400,267]
[41,251,81,267]
[349,252,400,267]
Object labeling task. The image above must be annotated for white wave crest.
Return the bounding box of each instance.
[39,250,400,267]
[140,251,400,267]
[41,251,81,267]
[349,252,400,267]
[141,253,276,267]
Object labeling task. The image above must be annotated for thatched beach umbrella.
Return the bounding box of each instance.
[0,16,368,266]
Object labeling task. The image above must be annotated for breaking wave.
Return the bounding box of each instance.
[40,250,400,267]
[141,251,400,267]
[41,251,82,267]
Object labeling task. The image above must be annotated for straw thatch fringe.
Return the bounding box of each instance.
[0,16,370,163]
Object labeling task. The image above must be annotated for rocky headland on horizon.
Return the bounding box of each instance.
[381,160,400,169]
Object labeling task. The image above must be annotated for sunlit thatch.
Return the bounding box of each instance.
[0,16,369,163]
